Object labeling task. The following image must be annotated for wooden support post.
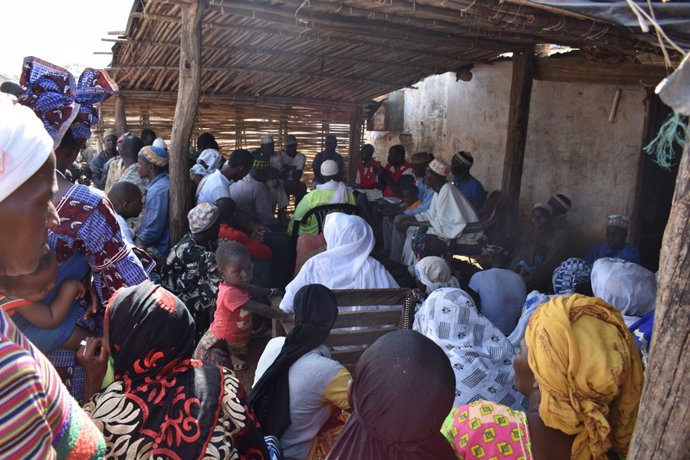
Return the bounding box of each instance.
[279,107,289,149]
[169,0,205,244]
[628,133,690,459]
[499,47,534,237]
[348,107,364,183]
[114,95,128,135]
[234,106,243,149]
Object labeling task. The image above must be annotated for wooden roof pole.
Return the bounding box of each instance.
[628,133,690,460]
[348,107,364,184]
[114,95,128,136]
[169,0,205,244]
[499,47,534,238]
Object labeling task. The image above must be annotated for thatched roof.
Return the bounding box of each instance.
[107,0,660,105]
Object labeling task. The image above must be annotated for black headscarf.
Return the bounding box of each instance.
[327,330,457,460]
[250,284,338,436]
[105,280,224,460]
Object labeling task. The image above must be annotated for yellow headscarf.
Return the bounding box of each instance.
[526,294,644,460]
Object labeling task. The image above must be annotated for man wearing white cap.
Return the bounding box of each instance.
[392,159,481,267]
[288,160,356,235]
[585,214,641,265]
[0,94,105,457]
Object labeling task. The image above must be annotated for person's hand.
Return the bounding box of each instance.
[251,225,269,242]
[73,280,86,300]
[381,206,403,218]
[76,337,108,383]
[395,217,415,232]
[83,281,101,320]
[268,287,284,297]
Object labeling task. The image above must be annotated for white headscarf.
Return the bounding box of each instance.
[591,257,656,326]
[190,163,208,177]
[414,256,460,293]
[0,94,53,202]
[280,213,398,313]
[315,179,349,204]
[413,288,525,410]
[197,148,221,172]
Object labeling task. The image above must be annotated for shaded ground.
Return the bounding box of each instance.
[234,333,272,391]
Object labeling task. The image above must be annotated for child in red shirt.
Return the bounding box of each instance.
[194,240,289,370]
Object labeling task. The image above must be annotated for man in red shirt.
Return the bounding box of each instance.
[375,144,415,199]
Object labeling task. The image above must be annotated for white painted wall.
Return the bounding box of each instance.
[365,62,647,251]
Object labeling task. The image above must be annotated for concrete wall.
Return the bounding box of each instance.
[364,62,647,251]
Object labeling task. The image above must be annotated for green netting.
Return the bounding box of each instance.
[644,112,688,170]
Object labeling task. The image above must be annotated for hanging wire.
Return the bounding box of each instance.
[643,113,688,170]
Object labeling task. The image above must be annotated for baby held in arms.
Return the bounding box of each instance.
[0,254,91,350]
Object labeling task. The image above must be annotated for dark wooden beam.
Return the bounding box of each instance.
[169,0,205,244]
[110,64,417,90]
[534,58,668,86]
[348,107,364,183]
[117,89,363,110]
[207,0,517,52]
[108,38,439,74]
[500,47,535,237]
[129,11,471,62]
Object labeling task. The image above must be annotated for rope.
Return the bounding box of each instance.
[644,112,688,170]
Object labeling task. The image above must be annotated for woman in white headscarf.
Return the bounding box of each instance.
[412,256,460,313]
[413,288,525,410]
[414,256,460,294]
[591,257,656,327]
[197,148,221,174]
[280,213,398,313]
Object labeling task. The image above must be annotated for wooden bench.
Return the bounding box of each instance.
[273,288,415,366]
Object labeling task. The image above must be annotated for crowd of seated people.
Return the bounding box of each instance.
[0,57,658,460]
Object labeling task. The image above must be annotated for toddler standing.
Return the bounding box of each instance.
[194,240,289,370]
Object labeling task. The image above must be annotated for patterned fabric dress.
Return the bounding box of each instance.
[160,233,221,341]
[442,400,533,460]
[0,310,105,459]
[82,281,271,460]
[49,183,148,305]
[413,288,526,410]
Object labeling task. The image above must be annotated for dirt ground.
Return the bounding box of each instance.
[234,333,272,391]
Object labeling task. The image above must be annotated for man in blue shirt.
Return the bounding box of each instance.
[585,214,641,265]
[136,145,170,258]
[451,151,486,211]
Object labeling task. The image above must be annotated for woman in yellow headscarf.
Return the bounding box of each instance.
[441,294,644,459]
